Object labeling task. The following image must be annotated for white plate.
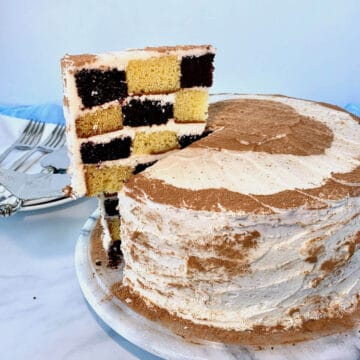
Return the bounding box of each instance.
[0,116,75,212]
[20,196,73,211]
[75,210,360,360]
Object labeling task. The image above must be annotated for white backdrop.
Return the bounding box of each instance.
[0,0,359,106]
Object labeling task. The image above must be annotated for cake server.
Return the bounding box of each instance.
[0,169,70,216]
[39,146,69,174]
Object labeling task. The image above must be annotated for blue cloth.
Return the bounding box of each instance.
[345,103,360,117]
[0,103,65,124]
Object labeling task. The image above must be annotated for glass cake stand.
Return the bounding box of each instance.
[75,209,360,360]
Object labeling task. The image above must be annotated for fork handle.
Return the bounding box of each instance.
[10,148,38,171]
[20,153,45,173]
[0,145,16,164]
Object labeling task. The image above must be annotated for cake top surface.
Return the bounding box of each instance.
[123,94,360,213]
[61,45,215,70]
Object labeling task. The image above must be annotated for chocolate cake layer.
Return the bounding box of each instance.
[122,99,173,127]
[133,161,158,175]
[75,69,127,108]
[178,130,212,148]
[180,53,215,88]
[104,198,119,217]
[80,137,132,163]
[107,239,122,268]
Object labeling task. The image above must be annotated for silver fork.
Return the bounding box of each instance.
[0,120,45,164]
[10,124,66,172]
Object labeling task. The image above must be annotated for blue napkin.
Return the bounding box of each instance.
[345,103,360,117]
[0,103,65,124]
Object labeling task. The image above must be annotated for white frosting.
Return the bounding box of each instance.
[98,195,112,251]
[118,94,360,331]
[122,93,175,107]
[119,187,360,331]
[79,119,206,145]
[98,194,120,251]
[63,46,215,73]
[145,95,360,195]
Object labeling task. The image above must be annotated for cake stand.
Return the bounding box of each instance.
[75,210,360,360]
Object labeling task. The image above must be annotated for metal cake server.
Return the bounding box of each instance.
[40,146,69,174]
[0,169,70,216]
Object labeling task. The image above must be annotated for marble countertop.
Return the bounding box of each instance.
[0,198,161,360]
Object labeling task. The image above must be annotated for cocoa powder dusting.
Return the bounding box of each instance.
[196,99,334,155]
[142,45,212,53]
[211,230,260,260]
[62,53,98,68]
[90,221,109,265]
[254,190,327,210]
[241,230,260,249]
[313,231,360,287]
[123,98,358,213]
[304,239,325,264]
[187,256,250,276]
[130,231,154,250]
[111,282,360,345]
[63,96,69,108]
[130,246,140,262]
[62,185,74,198]
[124,176,274,214]
[332,166,360,184]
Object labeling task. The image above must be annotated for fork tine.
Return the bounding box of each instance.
[7,122,45,171]
[24,121,42,145]
[14,128,66,173]
[59,134,66,147]
[54,126,65,146]
[48,126,61,147]
[0,121,36,163]
[44,124,61,147]
[52,128,65,147]
[19,120,34,140]
[29,122,45,146]
[19,121,37,144]
[8,123,66,172]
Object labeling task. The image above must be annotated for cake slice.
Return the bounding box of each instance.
[61,45,215,196]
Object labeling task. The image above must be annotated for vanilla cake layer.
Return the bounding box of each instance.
[61,45,215,196]
[118,95,360,340]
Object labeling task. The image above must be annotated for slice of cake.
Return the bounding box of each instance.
[115,94,360,344]
[61,45,215,196]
